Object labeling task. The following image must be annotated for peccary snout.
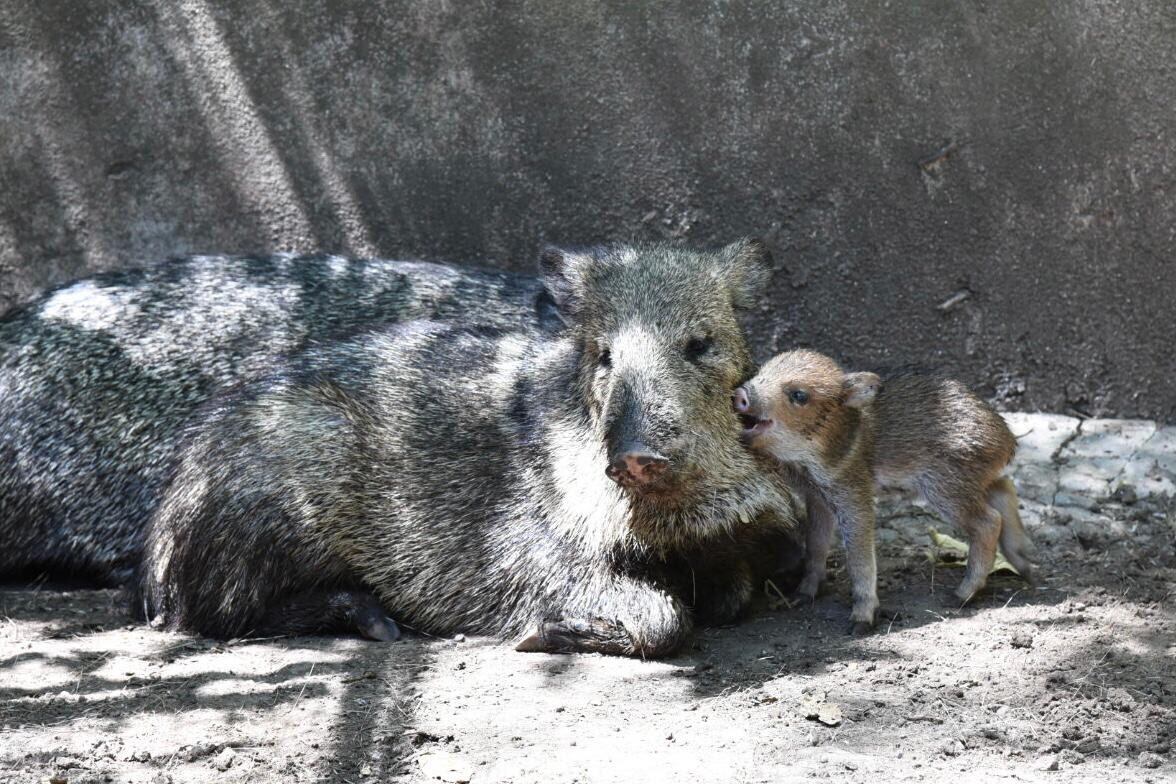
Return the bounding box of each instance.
[605,446,670,487]
[601,374,675,490]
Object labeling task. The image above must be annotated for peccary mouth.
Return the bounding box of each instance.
[611,468,678,498]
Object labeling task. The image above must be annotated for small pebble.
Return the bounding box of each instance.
[1139,752,1163,769]
[213,747,236,772]
[1036,754,1060,771]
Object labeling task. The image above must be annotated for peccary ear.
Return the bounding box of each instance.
[718,237,772,310]
[843,372,882,408]
[538,245,596,316]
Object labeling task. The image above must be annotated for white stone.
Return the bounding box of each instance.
[1062,418,1156,460]
[1003,412,1081,464]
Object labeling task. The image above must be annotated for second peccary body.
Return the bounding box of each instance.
[734,351,1034,632]
[139,242,796,657]
[0,254,555,585]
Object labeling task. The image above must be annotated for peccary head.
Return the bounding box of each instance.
[540,239,770,506]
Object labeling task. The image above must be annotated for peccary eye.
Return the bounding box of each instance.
[684,336,712,361]
[789,388,809,405]
[598,348,612,369]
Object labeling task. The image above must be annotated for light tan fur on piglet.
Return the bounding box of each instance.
[734,350,1035,632]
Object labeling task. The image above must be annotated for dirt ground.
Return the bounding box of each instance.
[1,413,1174,784]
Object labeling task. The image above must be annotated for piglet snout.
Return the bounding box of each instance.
[732,387,751,414]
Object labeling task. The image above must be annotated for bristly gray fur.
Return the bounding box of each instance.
[0,252,556,584]
[138,241,797,657]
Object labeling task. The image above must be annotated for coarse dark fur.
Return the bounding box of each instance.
[0,253,556,585]
[736,351,1034,632]
[138,241,798,657]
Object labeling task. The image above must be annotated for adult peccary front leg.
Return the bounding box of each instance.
[514,579,692,657]
[661,515,798,627]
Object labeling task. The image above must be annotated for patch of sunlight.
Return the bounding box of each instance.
[0,658,75,691]
[151,0,313,242]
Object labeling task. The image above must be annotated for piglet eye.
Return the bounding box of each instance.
[685,336,712,361]
[789,389,809,405]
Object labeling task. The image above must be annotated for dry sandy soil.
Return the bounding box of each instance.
[1,413,1173,784]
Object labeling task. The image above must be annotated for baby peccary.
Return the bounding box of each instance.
[733,351,1034,632]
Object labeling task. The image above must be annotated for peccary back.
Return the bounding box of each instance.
[0,253,551,584]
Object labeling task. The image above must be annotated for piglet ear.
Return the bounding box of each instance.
[717,237,772,311]
[538,245,596,316]
[843,372,882,408]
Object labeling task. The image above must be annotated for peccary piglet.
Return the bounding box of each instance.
[138,241,797,657]
[733,350,1034,632]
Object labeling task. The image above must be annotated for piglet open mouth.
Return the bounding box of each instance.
[738,415,773,438]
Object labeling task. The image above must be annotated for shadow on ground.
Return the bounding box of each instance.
[1,496,1172,783]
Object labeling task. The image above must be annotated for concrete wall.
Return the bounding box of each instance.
[1,1,1174,420]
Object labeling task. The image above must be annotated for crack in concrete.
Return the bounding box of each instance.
[1108,424,1161,495]
[1049,418,1085,464]
[1049,419,1084,508]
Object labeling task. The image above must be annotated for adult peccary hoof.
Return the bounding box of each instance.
[358,614,401,643]
[514,629,553,653]
[515,618,633,656]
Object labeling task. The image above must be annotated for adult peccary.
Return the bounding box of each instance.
[0,253,555,585]
[138,241,797,657]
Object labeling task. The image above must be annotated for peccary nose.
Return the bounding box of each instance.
[732,387,751,414]
[605,447,670,488]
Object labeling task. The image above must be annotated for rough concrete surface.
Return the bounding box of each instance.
[1,413,1173,783]
[1,2,1174,419]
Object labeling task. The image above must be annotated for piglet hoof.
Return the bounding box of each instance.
[847,608,879,637]
[846,602,885,636]
[939,591,970,611]
[849,620,875,637]
[792,589,819,605]
[354,606,401,642]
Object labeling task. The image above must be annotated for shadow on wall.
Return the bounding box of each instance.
[2,1,1176,418]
